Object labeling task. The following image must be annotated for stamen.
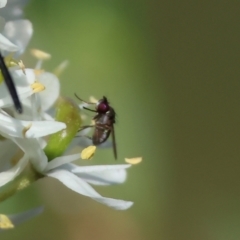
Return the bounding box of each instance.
[22,123,32,138]
[53,60,69,77]
[34,69,44,76]
[31,82,45,93]
[18,60,26,74]
[125,157,142,165]
[3,54,18,68]
[81,146,96,160]
[31,49,51,60]
[0,214,14,229]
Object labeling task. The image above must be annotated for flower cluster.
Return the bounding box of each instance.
[0,0,134,229]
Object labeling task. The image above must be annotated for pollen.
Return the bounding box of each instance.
[31,49,51,60]
[22,123,32,138]
[31,82,45,93]
[81,146,97,160]
[125,157,142,165]
[0,214,14,229]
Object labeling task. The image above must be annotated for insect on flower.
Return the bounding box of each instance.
[75,93,117,160]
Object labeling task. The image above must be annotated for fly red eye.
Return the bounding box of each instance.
[97,102,109,113]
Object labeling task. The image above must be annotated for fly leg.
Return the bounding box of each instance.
[76,125,94,140]
[74,93,96,105]
[78,125,94,132]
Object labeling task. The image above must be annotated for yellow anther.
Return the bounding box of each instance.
[0,214,14,229]
[31,82,45,93]
[30,49,51,60]
[81,146,97,160]
[22,123,32,138]
[125,157,142,165]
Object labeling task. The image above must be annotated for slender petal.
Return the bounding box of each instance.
[0,153,28,187]
[44,153,80,172]
[0,33,18,51]
[0,110,66,138]
[2,20,33,56]
[38,72,60,110]
[72,164,131,173]
[72,164,130,186]
[0,68,35,108]
[47,170,133,210]
[12,138,48,172]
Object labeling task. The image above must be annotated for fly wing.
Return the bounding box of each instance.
[111,125,117,160]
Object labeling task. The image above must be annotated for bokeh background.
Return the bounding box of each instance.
[1,0,240,239]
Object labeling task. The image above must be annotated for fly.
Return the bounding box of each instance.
[75,93,117,159]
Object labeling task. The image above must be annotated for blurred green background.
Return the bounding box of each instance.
[1,0,240,239]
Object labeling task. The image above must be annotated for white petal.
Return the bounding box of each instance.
[0,33,19,51]
[38,72,60,110]
[72,164,131,173]
[0,153,28,187]
[44,154,80,172]
[47,170,133,210]
[0,69,35,108]
[0,110,66,138]
[12,138,48,172]
[3,20,33,56]
[0,90,31,108]
[23,121,66,138]
[76,168,128,185]
[0,0,7,8]
[13,94,42,121]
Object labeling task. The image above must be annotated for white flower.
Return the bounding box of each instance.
[0,0,33,56]
[0,31,18,51]
[0,0,133,210]
[0,62,133,210]
[0,68,60,119]
[2,20,33,56]
[0,136,133,210]
[46,161,133,210]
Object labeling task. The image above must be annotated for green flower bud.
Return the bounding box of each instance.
[44,97,82,161]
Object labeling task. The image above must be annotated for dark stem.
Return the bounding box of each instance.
[0,52,22,113]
